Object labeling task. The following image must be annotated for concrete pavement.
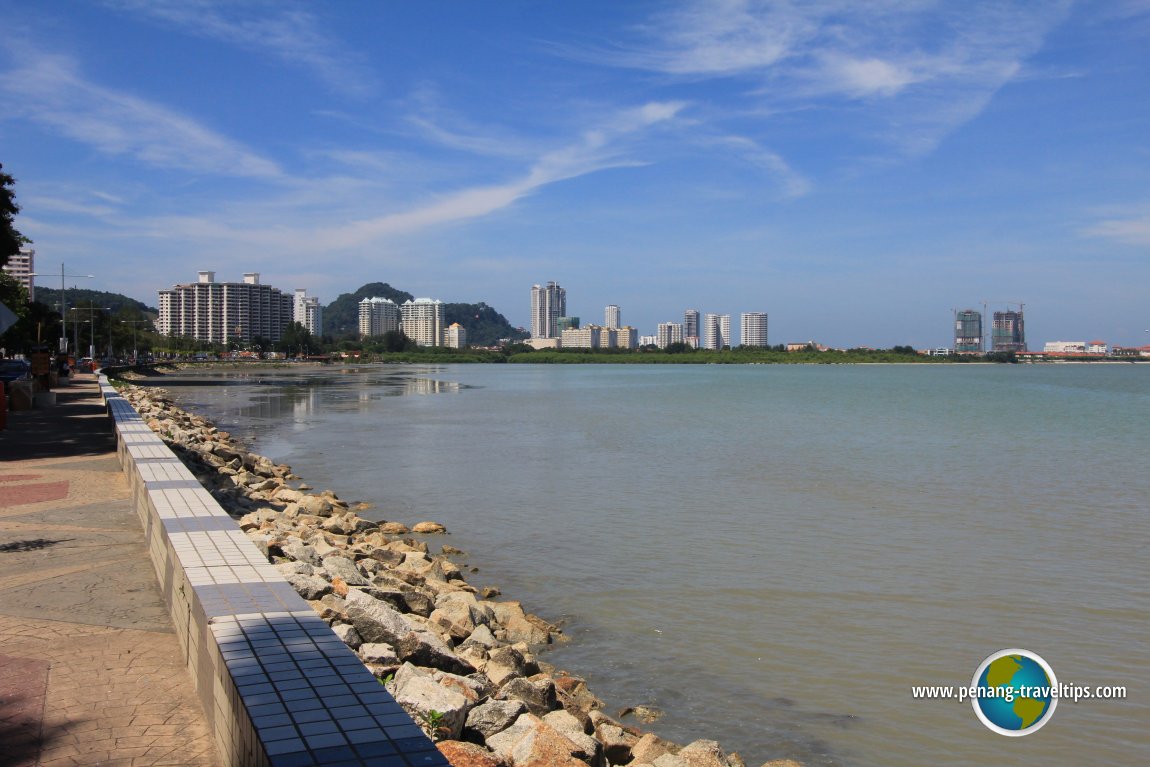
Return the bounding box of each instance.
[0,371,220,767]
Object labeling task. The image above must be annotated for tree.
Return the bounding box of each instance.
[1,162,28,269]
[381,330,416,352]
[277,322,314,356]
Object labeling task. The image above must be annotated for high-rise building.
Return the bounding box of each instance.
[992,309,1026,352]
[702,313,731,350]
[561,325,602,349]
[954,309,982,352]
[656,322,684,348]
[530,281,566,338]
[615,327,638,350]
[2,246,34,300]
[400,298,445,347]
[740,312,769,347]
[445,322,468,349]
[557,316,580,333]
[605,305,621,329]
[684,309,700,347]
[157,271,293,345]
[293,288,323,336]
[358,297,399,338]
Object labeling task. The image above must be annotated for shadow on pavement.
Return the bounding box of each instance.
[0,377,117,462]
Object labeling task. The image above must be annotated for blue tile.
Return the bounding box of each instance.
[238,682,276,697]
[283,688,323,704]
[252,713,293,729]
[353,740,398,758]
[305,731,348,750]
[248,702,288,717]
[298,720,340,737]
[338,716,379,734]
[386,728,427,742]
[263,738,307,757]
[241,692,283,707]
[373,714,415,728]
[292,708,334,724]
[328,705,369,720]
[267,749,316,765]
[311,744,358,763]
[391,735,434,754]
[345,727,390,745]
[260,725,302,742]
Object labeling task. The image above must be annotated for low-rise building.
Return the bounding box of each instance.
[445,322,468,349]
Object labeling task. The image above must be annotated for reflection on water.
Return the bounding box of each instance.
[144,365,466,432]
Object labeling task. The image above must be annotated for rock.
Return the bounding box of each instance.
[480,586,501,599]
[631,733,681,764]
[285,573,333,600]
[464,699,527,742]
[331,623,362,649]
[484,646,529,687]
[486,601,553,646]
[556,675,604,716]
[321,554,370,587]
[389,662,472,741]
[460,624,499,651]
[760,761,805,767]
[395,629,472,675]
[344,588,416,646]
[380,521,411,535]
[436,740,506,767]
[499,677,557,717]
[497,714,592,767]
[367,548,406,567]
[297,495,334,517]
[321,514,361,535]
[280,539,322,567]
[358,642,400,665]
[430,599,489,642]
[442,544,465,555]
[542,710,602,766]
[620,704,664,724]
[677,740,731,767]
[593,720,639,765]
[275,560,314,577]
[413,521,448,534]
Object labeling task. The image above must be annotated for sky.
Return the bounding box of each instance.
[2,0,1149,348]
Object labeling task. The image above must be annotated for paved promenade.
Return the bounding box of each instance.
[0,372,220,767]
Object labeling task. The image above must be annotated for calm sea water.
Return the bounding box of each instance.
[154,363,1148,766]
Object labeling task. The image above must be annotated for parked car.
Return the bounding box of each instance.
[0,358,32,387]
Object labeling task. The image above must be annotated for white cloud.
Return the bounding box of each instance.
[578,1,1072,155]
[102,0,376,98]
[1083,207,1150,246]
[0,50,282,178]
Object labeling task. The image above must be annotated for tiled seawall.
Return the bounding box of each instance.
[101,376,448,767]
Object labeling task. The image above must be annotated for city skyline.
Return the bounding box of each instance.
[3,2,1150,347]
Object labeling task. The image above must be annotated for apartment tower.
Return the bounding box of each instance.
[740,312,769,347]
[530,281,566,338]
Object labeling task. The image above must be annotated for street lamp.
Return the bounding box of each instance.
[120,319,149,363]
[27,264,95,353]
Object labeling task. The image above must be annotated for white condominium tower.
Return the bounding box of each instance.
[605,304,621,329]
[157,271,293,345]
[702,313,731,350]
[740,312,769,347]
[358,297,399,339]
[293,288,323,336]
[2,246,34,300]
[400,298,445,347]
[657,322,684,348]
[530,281,566,338]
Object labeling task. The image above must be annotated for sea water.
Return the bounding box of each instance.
[156,363,1149,766]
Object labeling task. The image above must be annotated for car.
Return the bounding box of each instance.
[0,358,32,386]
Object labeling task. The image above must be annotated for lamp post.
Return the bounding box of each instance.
[121,320,148,363]
[27,264,95,353]
[87,306,111,360]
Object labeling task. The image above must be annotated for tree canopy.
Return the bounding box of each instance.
[1,162,28,269]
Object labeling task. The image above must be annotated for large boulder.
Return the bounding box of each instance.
[412,521,447,534]
[486,601,553,646]
[321,554,370,587]
[464,700,527,742]
[677,740,732,767]
[388,663,473,741]
[284,573,332,600]
[630,733,681,765]
[344,588,416,646]
[499,676,557,718]
[486,714,590,767]
[297,495,334,517]
[395,629,471,675]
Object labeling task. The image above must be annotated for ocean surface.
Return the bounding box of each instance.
[152,363,1148,766]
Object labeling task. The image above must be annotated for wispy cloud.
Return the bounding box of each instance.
[711,135,811,198]
[101,0,376,98]
[1083,205,1150,246]
[576,1,1072,156]
[0,49,282,178]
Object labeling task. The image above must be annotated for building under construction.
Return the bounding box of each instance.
[992,309,1026,352]
[954,309,983,352]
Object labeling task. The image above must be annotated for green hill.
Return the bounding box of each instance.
[322,283,527,346]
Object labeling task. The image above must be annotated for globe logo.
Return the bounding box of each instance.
[971,649,1058,736]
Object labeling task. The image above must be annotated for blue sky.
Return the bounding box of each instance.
[2,0,1149,348]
